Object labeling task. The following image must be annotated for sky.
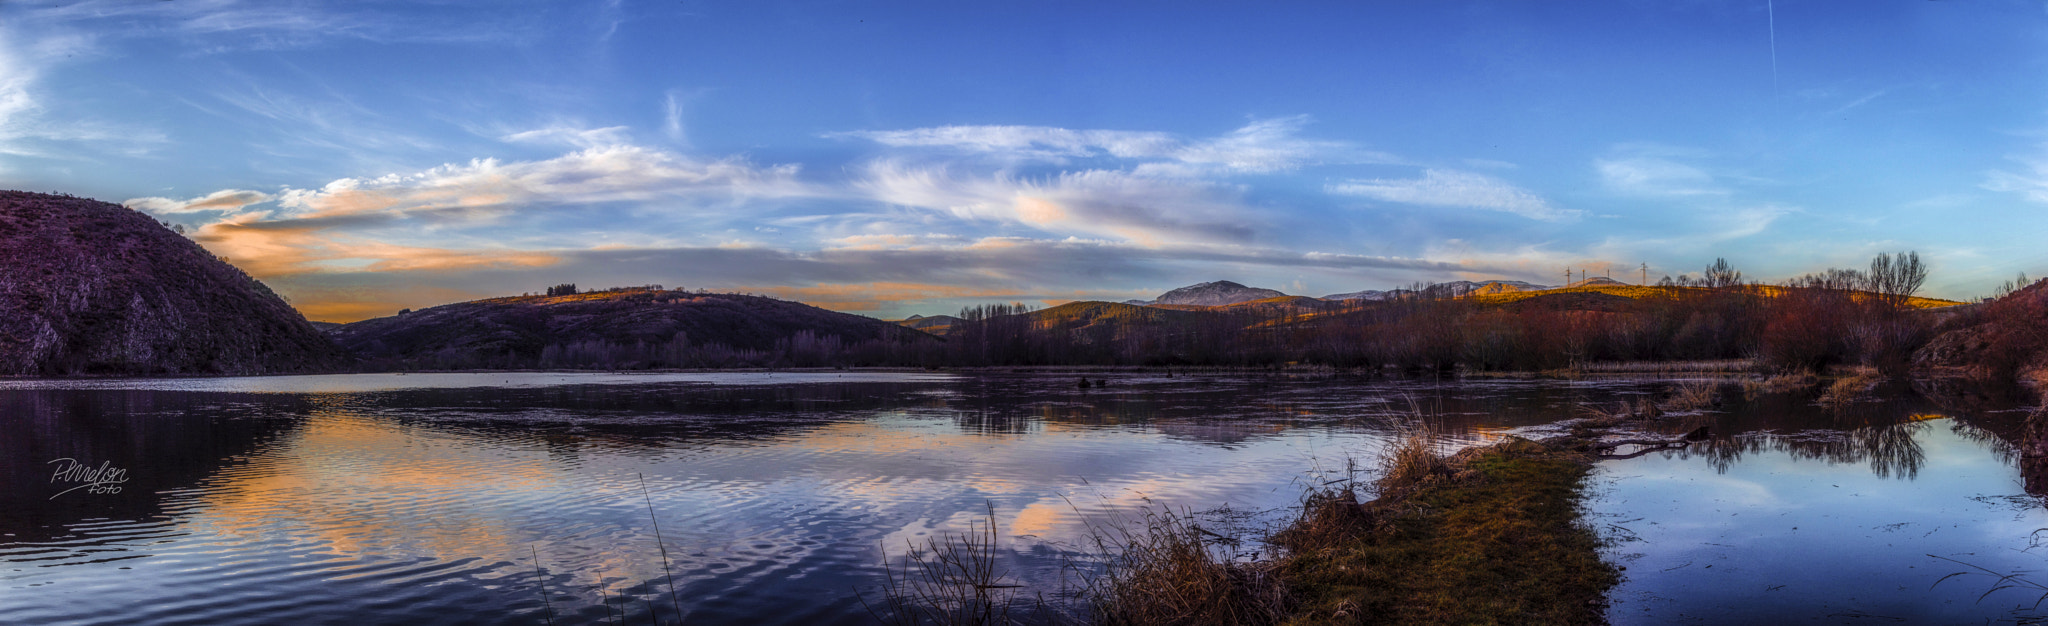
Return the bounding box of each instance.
[5,1,2048,322]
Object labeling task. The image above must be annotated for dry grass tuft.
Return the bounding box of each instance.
[1818,366,1883,407]
[1660,380,1718,412]
[1741,372,1819,398]
[1076,505,1289,626]
[1375,429,1449,497]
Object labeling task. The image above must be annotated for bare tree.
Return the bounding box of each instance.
[1703,258,1743,289]
[1867,251,1926,307]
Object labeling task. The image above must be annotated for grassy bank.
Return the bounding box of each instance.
[1266,438,1616,624]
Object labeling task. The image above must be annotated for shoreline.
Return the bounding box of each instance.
[0,359,1778,381]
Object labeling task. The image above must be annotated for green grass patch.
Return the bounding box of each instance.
[1276,441,1618,625]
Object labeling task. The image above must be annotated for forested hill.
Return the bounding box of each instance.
[0,191,346,375]
[330,288,938,369]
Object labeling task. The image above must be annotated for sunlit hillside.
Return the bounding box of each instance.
[1028,301,1206,329]
[1466,283,1964,309]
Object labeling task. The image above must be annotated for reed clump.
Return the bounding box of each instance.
[862,504,1041,626]
[1078,507,1288,626]
[1375,428,1450,498]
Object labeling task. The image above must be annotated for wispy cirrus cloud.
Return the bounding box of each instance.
[269,143,810,219]
[0,27,164,161]
[1594,145,1727,197]
[500,124,632,149]
[125,189,273,214]
[1983,148,2048,204]
[1327,168,1581,222]
[127,141,814,284]
[16,0,539,51]
[832,116,1395,176]
[856,161,1257,245]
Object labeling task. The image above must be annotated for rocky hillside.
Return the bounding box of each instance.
[1914,279,2048,378]
[1151,280,1288,306]
[0,191,345,375]
[331,288,937,369]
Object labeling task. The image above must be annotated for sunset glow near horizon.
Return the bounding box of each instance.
[5,1,2048,322]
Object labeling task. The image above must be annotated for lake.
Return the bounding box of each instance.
[1,371,2043,624]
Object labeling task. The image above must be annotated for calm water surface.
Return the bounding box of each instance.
[0,371,2042,624]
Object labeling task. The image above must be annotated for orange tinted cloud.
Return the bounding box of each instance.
[190,215,559,322]
[194,217,560,277]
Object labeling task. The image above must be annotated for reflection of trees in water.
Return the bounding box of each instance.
[1914,376,2048,497]
[1949,419,2020,466]
[1678,419,1928,479]
[1656,395,1940,479]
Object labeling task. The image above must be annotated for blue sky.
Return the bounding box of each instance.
[4,1,2048,321]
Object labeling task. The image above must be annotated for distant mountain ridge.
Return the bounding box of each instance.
[1149,280,1289,306]
[0,191,346,375]
[1322,280,1556,301]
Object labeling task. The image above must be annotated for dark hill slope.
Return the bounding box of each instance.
[332,289,936,369]
[0,191,345,375]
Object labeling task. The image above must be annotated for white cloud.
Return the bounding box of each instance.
[0,26,162,158]
[662,90,687,144]
[1595,156,1725,197]
[1327,168,1580,222]
[856,161,1258,245]
[500,125,632,149]
[1984,153,2048,204]
[834,125,1177,162]
[125,189,273,214]
[831,116,1394,176]
[17,1,534,51]
[0,36,36,155]
[270,144,811,218]
[1720,204,1790,240]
